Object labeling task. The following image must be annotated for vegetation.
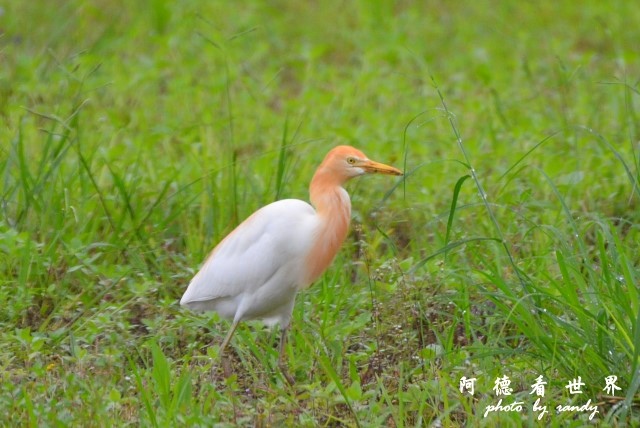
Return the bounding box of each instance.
[1,0,639,426]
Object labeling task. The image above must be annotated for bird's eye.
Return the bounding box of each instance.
[347,157,357,165]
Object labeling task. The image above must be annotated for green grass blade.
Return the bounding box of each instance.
[444,174,470,260]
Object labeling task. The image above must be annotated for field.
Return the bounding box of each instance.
[1,1,639,426]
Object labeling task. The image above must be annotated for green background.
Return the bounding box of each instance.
[1,1,638,426]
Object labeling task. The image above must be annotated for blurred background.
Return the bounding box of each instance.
[1,1,639,425]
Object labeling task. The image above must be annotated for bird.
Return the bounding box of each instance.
[180,145,402,384]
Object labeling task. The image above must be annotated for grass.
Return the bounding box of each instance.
[1,0,639,426]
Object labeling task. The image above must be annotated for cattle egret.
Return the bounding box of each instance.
[180,145,402,384]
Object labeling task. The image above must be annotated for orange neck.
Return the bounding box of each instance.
[304,167,352,285]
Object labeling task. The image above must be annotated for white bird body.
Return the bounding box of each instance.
[180,145,401,383]
[180,196,348,326]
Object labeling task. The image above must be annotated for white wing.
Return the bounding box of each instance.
[180,199,318,324]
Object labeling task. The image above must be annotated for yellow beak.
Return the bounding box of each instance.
[358,159,403,176]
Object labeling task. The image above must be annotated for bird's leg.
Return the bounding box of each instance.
[218,320,239,380]
[277,325,295,385]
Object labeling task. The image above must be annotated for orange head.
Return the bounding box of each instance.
[314,145,403,184]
